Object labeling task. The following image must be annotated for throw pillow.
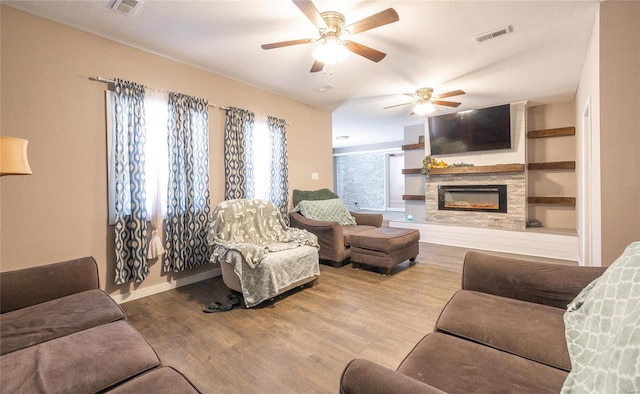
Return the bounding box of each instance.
[292,188,339,208]
[292,198,356,226]
[561,241,640,393]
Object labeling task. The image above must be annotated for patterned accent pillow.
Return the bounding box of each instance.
[292,189,339,207]
[562,241,640,393]
[293,198,356,226]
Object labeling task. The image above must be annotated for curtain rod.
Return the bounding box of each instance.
[91,76,289,124]
[90,76,221,108]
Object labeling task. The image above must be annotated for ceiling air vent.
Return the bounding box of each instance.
[111,0,142,16]
[314,85,335,93]
[475,25,513,43]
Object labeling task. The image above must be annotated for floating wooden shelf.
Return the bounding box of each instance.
[528,197,576,206]
[402,168,423,175]
[527,161,576,170]
[527,127,575,139]
[403,194,425,201]
[428,164,525,175]
[401,143,425,151]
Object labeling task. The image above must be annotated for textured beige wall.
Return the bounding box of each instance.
[598,1,640,265]
[0,6,333,295]
[527,101,577,230]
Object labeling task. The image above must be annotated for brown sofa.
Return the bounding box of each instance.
[0,257,200,393]
[340,251,608,393]
[289,188,383,267]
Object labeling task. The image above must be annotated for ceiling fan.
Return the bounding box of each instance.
[384,88,465,116]
[261,0,399,73]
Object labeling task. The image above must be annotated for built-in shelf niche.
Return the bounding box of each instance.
[526,126,576,207]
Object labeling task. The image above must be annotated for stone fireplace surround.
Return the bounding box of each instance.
[426,170,525,230]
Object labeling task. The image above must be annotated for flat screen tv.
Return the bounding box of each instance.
[428,104,511,155]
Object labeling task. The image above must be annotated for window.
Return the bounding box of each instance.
[250,116,272,201]
[106,89,169,224]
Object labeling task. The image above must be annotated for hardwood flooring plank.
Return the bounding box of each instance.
[121,242,575,393]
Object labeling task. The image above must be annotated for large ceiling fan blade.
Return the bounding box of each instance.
[310,59,324,73]
[345,8,399,35]
[383,102,413,110]
[344,41,386,62]
[434,89,465,99]
[432,100,461,108]
[261,38,315,50]
[292,0,327,30]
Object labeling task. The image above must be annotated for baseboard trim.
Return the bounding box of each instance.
[111,267,222,304]
[389,221,579,261]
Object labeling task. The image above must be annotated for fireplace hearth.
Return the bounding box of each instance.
[438,185,508,213]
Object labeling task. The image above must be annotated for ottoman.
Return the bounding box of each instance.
[350,227,420,274]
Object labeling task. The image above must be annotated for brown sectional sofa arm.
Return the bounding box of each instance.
[289,212,345,261]
[462,251,607,309]
[340,359,447,394]
[0,256,100,313]
[350,212,383,227]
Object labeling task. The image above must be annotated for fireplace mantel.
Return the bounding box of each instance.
[429,164,525,175]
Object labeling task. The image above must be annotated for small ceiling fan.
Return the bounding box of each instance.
[384,88,465,116]
[261,0,399,73]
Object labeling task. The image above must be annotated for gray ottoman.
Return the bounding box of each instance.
[350,227,420,274]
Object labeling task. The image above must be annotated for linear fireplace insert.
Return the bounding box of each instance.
[438,185,508,213]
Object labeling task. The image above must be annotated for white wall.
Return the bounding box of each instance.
[576,8,601,266]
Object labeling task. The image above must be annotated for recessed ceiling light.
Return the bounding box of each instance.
[336,135,349,140]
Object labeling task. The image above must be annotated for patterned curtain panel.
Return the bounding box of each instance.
[164,93,212,272]
[267,116,290,221]
[113,79,149,285]
[224,107,255,200]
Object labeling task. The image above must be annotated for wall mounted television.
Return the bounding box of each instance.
[428,104,511,155]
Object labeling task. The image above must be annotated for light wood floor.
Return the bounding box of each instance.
[121,243,574,394]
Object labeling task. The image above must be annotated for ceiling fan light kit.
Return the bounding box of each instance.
[413,101,436,116]
[312,35,348,65]
[384,88,465,116]
[261,0,399,73]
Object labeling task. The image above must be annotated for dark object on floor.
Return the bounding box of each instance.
[0,257,201,393]
[527,218,543,228]
[227,292,242,307]
[340,251,608,394]
[202,301,233,313]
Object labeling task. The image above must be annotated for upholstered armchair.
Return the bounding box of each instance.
[208,199,320,307]
[289,189,383,267]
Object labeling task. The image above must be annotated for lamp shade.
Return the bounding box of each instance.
[0,136,33,176]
